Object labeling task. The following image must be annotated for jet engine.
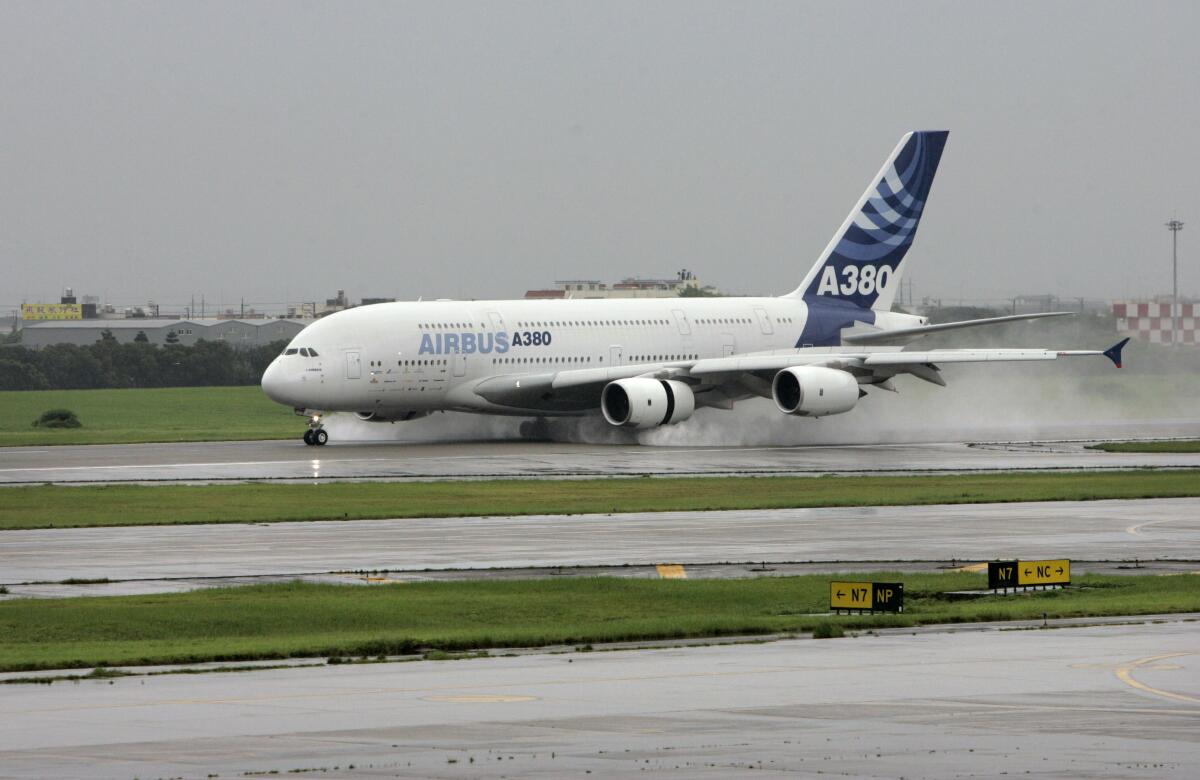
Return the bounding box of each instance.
[771,366,860,417]
[353,410,430,423]
[601,378,695,429]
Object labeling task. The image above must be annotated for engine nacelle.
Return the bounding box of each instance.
[601,378,695,429]
[772,366,860,417]
[354,410,429,423]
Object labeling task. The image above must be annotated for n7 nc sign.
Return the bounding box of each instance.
[989,560,1070,588]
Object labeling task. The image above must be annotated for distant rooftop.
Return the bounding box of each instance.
[23,318,304,329]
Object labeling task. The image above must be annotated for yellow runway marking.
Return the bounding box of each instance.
[1113,653,1200,705]
[1125,518,1179,536]
[951,562,987,573]
[656,564,687,579]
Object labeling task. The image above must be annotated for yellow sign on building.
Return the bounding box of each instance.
[21,303,83,321]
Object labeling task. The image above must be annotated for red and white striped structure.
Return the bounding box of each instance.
[1113,301,1197,345]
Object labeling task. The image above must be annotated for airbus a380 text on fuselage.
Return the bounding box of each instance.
[262,130,1127,445]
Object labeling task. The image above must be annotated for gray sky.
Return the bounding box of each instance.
[2,1,1197,314]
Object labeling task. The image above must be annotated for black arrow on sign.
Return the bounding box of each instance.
[836,590,845,599]
[1024,568,1032,576]
[1056,567,1064,575]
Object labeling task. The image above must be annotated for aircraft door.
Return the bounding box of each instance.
[345,350,362,380]
[609,345,623,366]
[671,309,691,335]
[721,336,735,357]
[753,307,774,335]
[453,353,467,377]
[487,311,505,330]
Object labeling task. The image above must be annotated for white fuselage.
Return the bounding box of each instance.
[261,296,918,418]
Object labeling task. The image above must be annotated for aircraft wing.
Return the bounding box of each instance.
[473,339,1128,410]
[669,343,1121,388]
[841,312,1075,346]
[552,342,1123,385]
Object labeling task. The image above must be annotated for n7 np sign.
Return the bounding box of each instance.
[829,581,904,613]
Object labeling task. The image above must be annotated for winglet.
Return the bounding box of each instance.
[1103,337,1130,368]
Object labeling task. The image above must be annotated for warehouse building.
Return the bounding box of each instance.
[20,318,307,350]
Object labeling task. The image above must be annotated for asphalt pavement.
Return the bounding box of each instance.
[3,497,1196,594]
[2,435,1200,484]
[1,619,1195,778]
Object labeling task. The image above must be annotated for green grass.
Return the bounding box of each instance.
[0,387,294,446]
[3,470,1200,530]
[1,574,1196,672]
[1089,440,1200,453]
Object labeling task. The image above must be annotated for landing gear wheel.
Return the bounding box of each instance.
[303,430,314,446]
[313,429,328,446]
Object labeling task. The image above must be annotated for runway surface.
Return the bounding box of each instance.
[4,498,1197,590]
[2,436,1200,484]
[1,619,1196,778]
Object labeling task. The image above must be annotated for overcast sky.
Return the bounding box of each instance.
[2,1,1196,314]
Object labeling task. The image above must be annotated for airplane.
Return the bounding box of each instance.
[261,130,1128,446]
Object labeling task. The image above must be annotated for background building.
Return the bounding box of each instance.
[20,318,306,350]
[525,269,721,299]
[1113,299,1197,345]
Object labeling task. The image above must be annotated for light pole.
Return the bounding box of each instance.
[1166,219,1184,346]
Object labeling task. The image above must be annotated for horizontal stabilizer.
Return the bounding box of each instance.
[843,312,1074,345]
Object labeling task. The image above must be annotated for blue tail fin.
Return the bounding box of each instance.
[789,130,949,311]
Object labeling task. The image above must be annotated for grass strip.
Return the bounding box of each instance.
[0,387,294,447]
[1088,440,1200,453]
[3,470,1199,531]
[1,574,1197,672]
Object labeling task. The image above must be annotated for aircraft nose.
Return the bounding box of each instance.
[261,359,291,405]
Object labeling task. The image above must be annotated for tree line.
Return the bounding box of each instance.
[0,339,287,391]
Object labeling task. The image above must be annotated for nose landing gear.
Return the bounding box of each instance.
[302,415,328,446]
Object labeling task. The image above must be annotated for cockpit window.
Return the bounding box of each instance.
[299,348,310,357]
[308,348,319,357]
[284,348,299,355]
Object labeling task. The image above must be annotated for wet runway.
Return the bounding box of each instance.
[2,436,1200,484]
[1,619,1196,778]
[3,498,1197,591]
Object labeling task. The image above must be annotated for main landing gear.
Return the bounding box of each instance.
[302,414,328,446]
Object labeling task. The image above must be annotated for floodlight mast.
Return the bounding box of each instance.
[1166,218,1184,346]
